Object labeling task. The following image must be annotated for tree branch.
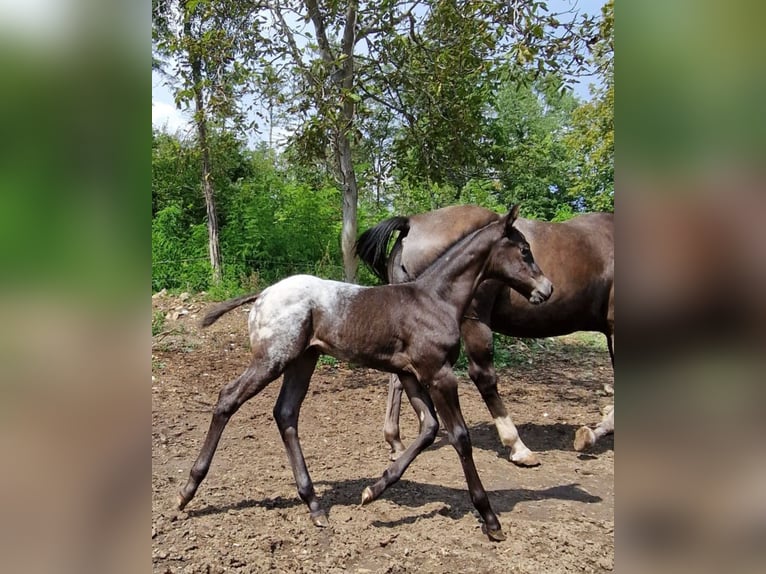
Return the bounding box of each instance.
[303,0,336,65]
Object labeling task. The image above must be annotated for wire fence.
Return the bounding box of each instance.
[151,253,376,294]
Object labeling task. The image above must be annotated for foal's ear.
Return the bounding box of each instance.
[504,204,520,233]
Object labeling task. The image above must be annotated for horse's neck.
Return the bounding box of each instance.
[416,223,499,313]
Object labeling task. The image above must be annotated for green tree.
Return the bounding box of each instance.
[491,70,579,220]
[153,0,263,284]
[259,1,600,279]
[563,0,614,212]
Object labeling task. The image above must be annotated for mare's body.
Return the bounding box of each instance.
[356,205,614,462]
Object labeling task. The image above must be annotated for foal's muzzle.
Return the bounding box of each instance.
[528,277,553,305]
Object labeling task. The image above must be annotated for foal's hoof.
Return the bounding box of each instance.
[574,426,596,452]
[482,524,507,542]
[176,493,189,511]
[310,511,329,528]
[361,486,375,506]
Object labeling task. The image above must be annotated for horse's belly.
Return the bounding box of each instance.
[491,294,606,338]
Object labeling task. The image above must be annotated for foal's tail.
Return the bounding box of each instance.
[355,215,410,283]
[201,292,261,327]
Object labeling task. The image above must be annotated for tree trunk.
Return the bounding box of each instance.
[337,133,359,282]
[306,0,360,283]
[188,18,222,285]
[198,120,222,285]
[339,1,359,283]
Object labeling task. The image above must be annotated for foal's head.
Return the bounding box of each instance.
[487,205,553,305]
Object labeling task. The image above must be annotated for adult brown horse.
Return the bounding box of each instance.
[178,206,552,541]
[356,205,614,465]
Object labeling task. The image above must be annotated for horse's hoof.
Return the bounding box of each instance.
[176,493,188,511]
[361,486,375,505]
[510,450,540,467]
[510,446,540,467]
[310,511,329,528]
[574,426,596,452]
[482,524,507,542]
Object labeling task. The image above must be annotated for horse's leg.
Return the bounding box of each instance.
[607,283,615,367]
[383,373,407,460]
[574,405,614,452]
[462,319,540,467]
[178,354,283,510]
[273,349,327,526]
[603,283,615,394]
[429,366,505,542]
[602,331,615,396]
[361,373,439,504]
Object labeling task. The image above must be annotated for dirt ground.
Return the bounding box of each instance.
[152,293,614,573]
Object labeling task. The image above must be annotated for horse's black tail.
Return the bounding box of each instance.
[201,292,261,327]
[355,216,410,283]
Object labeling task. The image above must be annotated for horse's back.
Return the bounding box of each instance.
[495,213,614,337]
[516,212,613,276]
[399,205,500,279]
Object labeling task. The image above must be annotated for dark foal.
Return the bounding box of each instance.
[177,205,552,541]
[357,205,614,463]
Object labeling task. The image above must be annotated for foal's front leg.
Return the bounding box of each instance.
[429,366,506,541]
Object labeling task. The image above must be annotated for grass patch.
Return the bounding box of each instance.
[454,332,609,375]
[318,355,339,367]
[152,311,166,336]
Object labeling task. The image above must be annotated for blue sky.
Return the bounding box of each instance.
[152,0,607,142]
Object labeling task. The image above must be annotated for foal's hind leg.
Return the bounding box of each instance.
[462,319,539,467]
[383,374,407,459]
[429,366,505,541]
[272,349,326,527]
[362,373,439,504]
[178,354,283,511]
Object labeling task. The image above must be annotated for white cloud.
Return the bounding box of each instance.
[152,99,191,135]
